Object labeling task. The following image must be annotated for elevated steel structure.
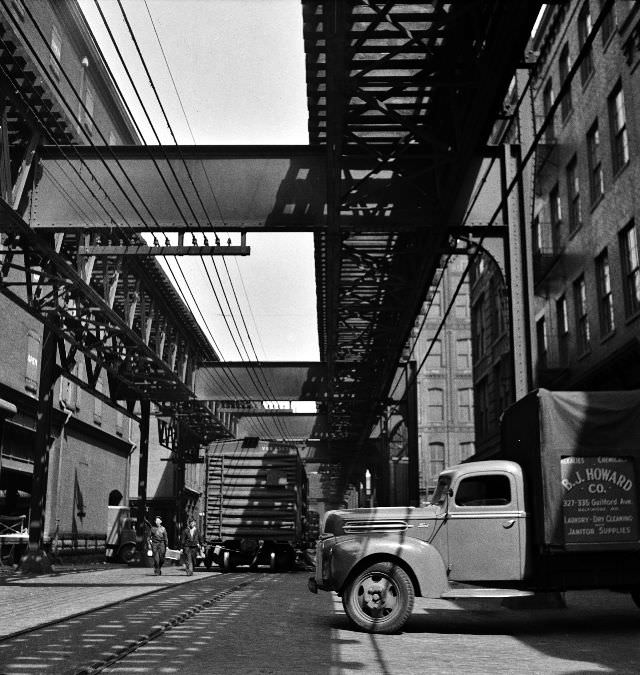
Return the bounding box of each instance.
[303,0,542,448]
[0,1,542,459]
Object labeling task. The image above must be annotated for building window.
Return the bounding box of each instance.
[472,295,485,358]
[620,221,640,317]
[116,410,124,436]
[459,441,475,460]
[431,290,441,317]
[11,0,25,20]
[566,155,581,234]
[600,0,615,46]
[82,86,95,134]
[457,388,473,423]
[578,3,594,86]
[559,43,572,121]
[476,378,489,437]
[456,338,471,370]
[94,376,103,424]
[595,249,615,337]
[49,25,62,79]
[556,295,569,366]
[493,359,509,414]
[25,331,40,395]
[550,183,562,252]
[428,443,445,483]
[452,276,469,318]
[426,339,442,370]
[573,275,591,354]
[532,215,542,255]
[542,79,554,142]
[536,316,548,370]
[60,364,78,410]
[428,388,444,423]
[587,121,604,205]
[608,82,629,174]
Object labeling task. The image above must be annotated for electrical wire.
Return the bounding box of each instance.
[115,0,293,439]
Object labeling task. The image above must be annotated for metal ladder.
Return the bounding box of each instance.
[206,455,224,541]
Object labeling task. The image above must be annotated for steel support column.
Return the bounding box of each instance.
[21,323,58,572]
[406,361,419,507]
[137,399,150,553]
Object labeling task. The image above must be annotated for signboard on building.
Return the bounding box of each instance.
[561,456,638,544]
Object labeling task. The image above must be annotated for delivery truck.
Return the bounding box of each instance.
[308,389,640,633]
[203,437,307,572]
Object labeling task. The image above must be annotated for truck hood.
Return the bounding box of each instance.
[323,505,441,536]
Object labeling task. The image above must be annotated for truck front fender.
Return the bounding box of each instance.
[330,533,449,598]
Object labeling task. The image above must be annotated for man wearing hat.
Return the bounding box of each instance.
[149,516,168,575]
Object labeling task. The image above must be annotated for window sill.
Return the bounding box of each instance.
[600,329,616,344]
[589,193,604,213]
[581,70,595,92]
[577,348,592,362]
[602,30,615,53]
[568,222,583,240]
[624,309,640,326]
[561,108,574,127]
[612,160,630,183]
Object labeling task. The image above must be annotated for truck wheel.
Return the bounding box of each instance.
[342,561,414,634]
[631,589,640,609]
[118,543,136,564]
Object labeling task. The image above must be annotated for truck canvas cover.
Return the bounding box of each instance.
[500,389,640,550]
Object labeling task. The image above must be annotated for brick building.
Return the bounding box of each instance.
[530,1,640,391]
[395,256,476,503]
[0,0,215,559]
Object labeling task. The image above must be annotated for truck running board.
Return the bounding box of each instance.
[441,588,535,599]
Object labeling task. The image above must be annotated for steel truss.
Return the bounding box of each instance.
[303,0,542,448]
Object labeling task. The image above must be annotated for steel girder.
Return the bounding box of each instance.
[303,0,542,447]
[0,14,233,448]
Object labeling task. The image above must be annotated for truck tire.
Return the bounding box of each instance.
[220,549,235,573]
[342,561,414,634]
[631,589,640,609]
[118,543,136,564]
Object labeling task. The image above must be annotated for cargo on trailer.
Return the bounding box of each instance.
[202,437,307,572]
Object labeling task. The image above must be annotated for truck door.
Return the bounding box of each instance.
[446,471,522,582]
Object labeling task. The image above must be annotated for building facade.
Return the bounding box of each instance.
[406,255,476,503]
[0,0,216,559]
[530,1,640,392]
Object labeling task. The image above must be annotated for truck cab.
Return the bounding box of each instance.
[432,461,528,582]
[309,458,640,633]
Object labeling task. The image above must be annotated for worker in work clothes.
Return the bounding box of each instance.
[149,516,168,575]
[181,518,202,576]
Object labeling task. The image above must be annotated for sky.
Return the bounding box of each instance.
[78,0,319,364]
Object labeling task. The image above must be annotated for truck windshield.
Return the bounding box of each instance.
[429,476,450,505]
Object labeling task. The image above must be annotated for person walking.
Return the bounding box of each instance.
[181,518,201,576]
[149,516,168,575]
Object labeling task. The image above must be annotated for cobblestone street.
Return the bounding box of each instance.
[1,566,640,674]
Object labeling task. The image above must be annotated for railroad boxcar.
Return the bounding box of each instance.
[203,437,307,572]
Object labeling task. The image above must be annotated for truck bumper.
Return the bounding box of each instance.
[308,576,318,594]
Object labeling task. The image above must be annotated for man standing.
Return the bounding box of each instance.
[149,516,168,575]
[181,518,201,576]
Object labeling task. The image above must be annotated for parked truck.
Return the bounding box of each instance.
[204,437,308,572]
[308,389,640,633]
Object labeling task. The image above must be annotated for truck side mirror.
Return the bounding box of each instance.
[448,488,454,498]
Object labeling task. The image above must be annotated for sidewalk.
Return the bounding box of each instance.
[0,562,219,639]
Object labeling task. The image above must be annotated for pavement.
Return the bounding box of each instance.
[0,560,219,639]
